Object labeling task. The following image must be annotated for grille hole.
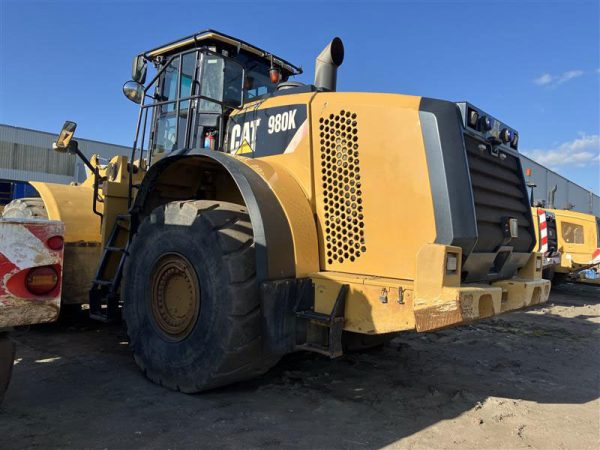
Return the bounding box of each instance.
[320,110,366,263]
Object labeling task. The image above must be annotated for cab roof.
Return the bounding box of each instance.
[143,29,302,76]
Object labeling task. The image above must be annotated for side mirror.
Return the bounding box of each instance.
[52,121,78,153]
[132,55,147,84]
[123,80,144,104]
[52,120,97,176]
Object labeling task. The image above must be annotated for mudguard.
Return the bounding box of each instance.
[131,150,296,284]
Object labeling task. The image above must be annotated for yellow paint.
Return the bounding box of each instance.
[232,92,436,281]
[533,207,599,274]
[235,139,254,155]
[311,271,415,334]
[30,181,100,243]
[239,157,319,277]
[308,247,550,334]
[228,91,547,334]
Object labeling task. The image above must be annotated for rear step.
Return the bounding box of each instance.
[89,214,131,323]
[295,284,348,358]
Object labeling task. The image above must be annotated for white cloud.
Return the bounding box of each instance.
[524,134,600,168]
[533,69,584,87]
[534,73,554,86]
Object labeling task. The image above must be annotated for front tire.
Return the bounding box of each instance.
[123,200,275,392]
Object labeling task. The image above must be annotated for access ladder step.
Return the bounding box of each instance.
[296,343,340,357]
[295,310,332,324]
[105,246,128,254]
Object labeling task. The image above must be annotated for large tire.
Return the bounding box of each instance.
[123,200,275,392]
[0,333,16,405]
[1,197,47,219]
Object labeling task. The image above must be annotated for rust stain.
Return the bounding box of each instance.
[0,295,60,328]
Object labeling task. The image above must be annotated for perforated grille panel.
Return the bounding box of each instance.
[319,110,366,264]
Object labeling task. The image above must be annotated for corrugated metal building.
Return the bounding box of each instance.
[0,123,130,184]
[520,154,599,216]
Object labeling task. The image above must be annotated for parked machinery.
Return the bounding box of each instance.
[533,207,600,283]
[3,30,551,392]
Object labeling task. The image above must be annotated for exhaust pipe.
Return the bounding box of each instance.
[548,185,557,209]
[314,37,344,92]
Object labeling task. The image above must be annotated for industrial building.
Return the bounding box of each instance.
[0,123,130,185]
[0,123,130,207]
[0,122,598,216]
[521,154,599,216]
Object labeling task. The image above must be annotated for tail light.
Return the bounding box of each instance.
[26,266,59,296]
[47,236,64,251]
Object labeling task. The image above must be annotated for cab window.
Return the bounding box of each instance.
[153,53,197,153]
[561,222,585,244]
[159,57,179,106]
[233,53,285,101]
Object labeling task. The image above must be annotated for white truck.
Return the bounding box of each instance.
[0,218,64,403]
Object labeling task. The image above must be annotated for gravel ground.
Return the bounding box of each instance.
[0,282,598,449]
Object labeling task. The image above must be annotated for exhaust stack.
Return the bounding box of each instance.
[548,185,557,209]
[314,37,344,92]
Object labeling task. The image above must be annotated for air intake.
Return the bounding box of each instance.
[319,110,366,264]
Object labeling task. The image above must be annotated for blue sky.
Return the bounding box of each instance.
[1,0,598,193]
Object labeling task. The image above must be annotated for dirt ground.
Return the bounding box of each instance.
[0,283,598,449]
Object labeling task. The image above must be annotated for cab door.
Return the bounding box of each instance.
[150,52,199,155]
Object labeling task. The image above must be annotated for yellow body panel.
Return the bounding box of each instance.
[309,245,549,334]
[228,91,548,334]
[549,208,599,271]
[30,181,101,243]
[532,207,599,274]
[240,157,319,277]
[309,93,436,279]
[234,92,436,282]
[311,271,415,334]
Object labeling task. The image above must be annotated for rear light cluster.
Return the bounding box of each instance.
[26,266,59,296]
[459,102,519,150]
[46,236,64,251]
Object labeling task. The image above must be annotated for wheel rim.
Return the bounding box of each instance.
[150,253,200,341]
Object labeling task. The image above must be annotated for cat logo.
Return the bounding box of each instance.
[229,119,261,155]
[226,104,308,157]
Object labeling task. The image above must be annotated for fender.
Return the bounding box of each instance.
[29,181,100,243]
[131,150,296,283]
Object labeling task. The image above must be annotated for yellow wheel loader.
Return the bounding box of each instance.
[6,30,550,392]
[532,207,600,283]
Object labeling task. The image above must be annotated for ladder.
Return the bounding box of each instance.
[295,284,348,358]
[89,214,131,322]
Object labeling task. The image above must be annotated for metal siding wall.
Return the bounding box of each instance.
[520,154,599,216]
[0,124,130,184]
[0,167,74,184]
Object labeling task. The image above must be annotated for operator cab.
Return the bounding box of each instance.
[123,29,301,161]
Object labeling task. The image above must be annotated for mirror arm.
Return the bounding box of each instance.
[69,140,96,174]
[91,167,104,219]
